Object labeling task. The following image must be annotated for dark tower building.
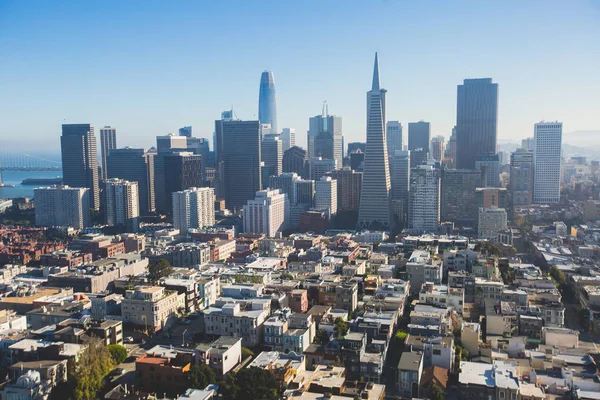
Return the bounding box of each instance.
[60,124,100,210]
[408,121,430,155]
[107,148,155,215]
[163,153,203,215]
[455,78,499,169]
[283,146,308,179]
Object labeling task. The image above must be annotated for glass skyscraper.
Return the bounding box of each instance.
[455,78,499,169]
[258,70,278,133]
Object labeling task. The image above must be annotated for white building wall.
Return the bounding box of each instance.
[533,122,562,204]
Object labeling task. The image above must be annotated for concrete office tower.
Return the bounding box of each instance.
[307,103,343,168]
[533,122,562,204]
[329,167,362,212]
[408,121,431,156]
[410,148,427,169]
[445,127,457,168]
[347,142,366,155]
[107,148,155,215]
[455,78,499,169]
[179,126,192,137]
[409,164,440,233]
[357,53,393,230]
[259,71,278,133]
[392,150,410,223]
[441,169,482,225]
[222,120,262,211]
[522,137,535,152]
[315,176,338,218]
[163,152,203,214]
[281,128,296,152]
[269,173,300,201]
[310,157,336,181]
[386,121,403,156]
[261,134,283,178]
[243,189,289,237]
[99,126,117,180]
[478,207,508,239]
[104,179,140,232]
[510,150,534,206]
[60,124,100,210]
[431,136,445,163]
[283,146,308,178]
[350,150,365,172]
[172,187,215,234]
[153,134,188,213]
[475,154,501,187]
[35,186,91,229]
[294,179,315,206]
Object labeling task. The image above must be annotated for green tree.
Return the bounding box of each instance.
[279,272,294,280]
[188,364,216,389]
[71,339,114,400]
[314,328,330,344]
[107,344,128,365]
[148,259,174,283]
[334,317,349,339]
[394,330,408,342]
[550,265,566,286]
[242,347,255,359]
[430,383,446,400]
[220,367,280,400]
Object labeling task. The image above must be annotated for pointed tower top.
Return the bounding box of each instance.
[372,52,380,91]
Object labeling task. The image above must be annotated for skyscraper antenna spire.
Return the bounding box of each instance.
[372,52,380,91]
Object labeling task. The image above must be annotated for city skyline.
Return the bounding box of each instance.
[1,1,599,152]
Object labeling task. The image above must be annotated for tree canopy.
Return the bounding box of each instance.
[220,367,280,400]
[148,259,174,283]
[108,344,128,365]
[71,339,115,400]
[333,317,349,339]
[314,328,330,344]
[188,364,216,389]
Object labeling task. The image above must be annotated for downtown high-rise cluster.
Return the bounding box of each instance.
[38,53,563,239]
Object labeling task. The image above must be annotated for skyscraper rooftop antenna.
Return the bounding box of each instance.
[322,101,328,117]
[372,52,380,91]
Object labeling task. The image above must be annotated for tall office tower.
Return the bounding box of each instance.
[357,53,392,230]
[153,135,188,213]
[445,127,457,168]
[281,128,296,152]
[409,164,440,233]
[475,187,508,213]
[243,189,289,237]
[163,153,203,214]
[179,126,192,137]
[349,150,365,172]
[222,120,262,211]
[315,177,338,218]
[258,71,278,133]
[522,137,535,152]
[60,124,100,210]
[99,126,117,180]
[35,186,91,229]
[107,148,155,215]
[431,136,445,163]
[283,146,308,178]
[172,187,215,234]
[410,148,427,169]
[329,168,362,212]
[408,121,431,155]
[386,121,403,156]
[294,179,315,206]
[310,157,337,181]
[391,150,410,222]
[475,154,501,187]
[104,179,140,232]
[269,173,300,201]
[455,78,499,169]
[510,150,533,207]
[533,122,562,204]
[261,134,283,178]
[478,207,508,239]
[440,169,482,225]
[307,104,343,168]
[186,136,210,182]
[347,142,366,154]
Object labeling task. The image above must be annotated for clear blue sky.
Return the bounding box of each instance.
[1,0,599,153]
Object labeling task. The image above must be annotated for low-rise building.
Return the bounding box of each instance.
[397,351,423,398]
[121,286,179,331]
[195,337,242,378]
[202,302,268,347]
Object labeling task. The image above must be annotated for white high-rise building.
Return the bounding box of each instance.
[478,207,508,239]
[172,187,215,234]
[34,186,91,229]
[104,178,140,232]
[315,176,338,218]
[533,122,562,204]
[281,128,296,152]
[243,189,289,237]
[386,121,403,156]
[357,53,393,230]
[408,164,440,233]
